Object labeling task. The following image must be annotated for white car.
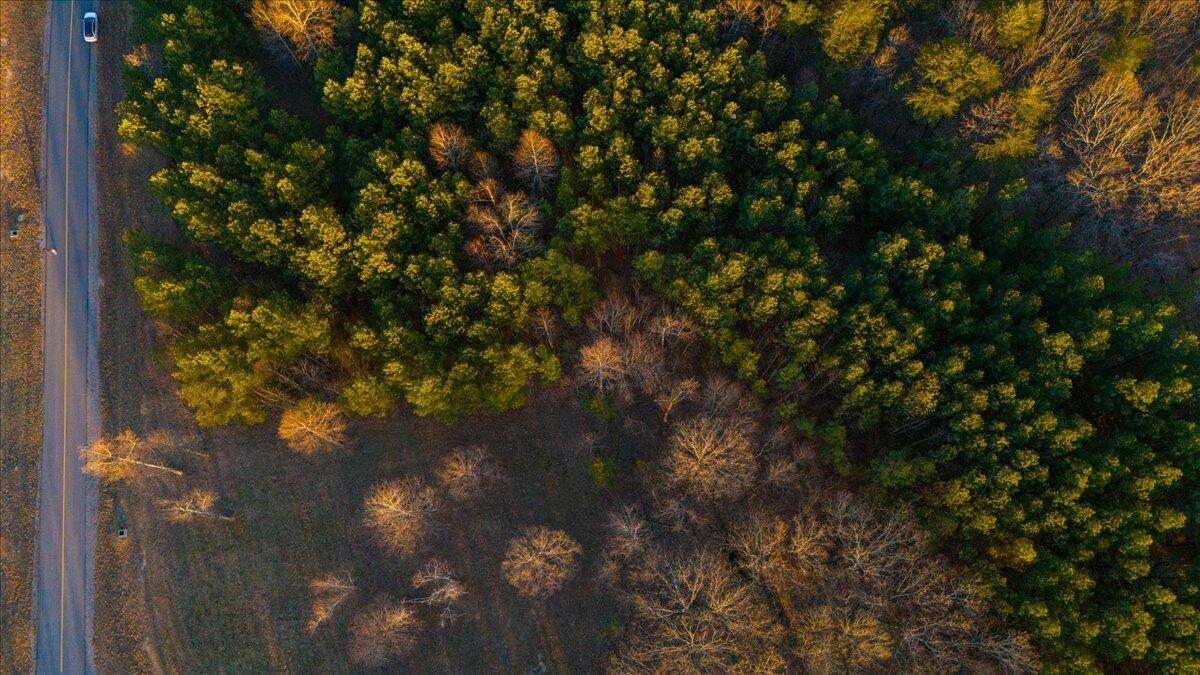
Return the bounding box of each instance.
[83,11,97,43]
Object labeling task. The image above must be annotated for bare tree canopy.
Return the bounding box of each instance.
[511,129,560,194]
[347,599,420,668]
[654,377,699,422]
[727,495,1039,673]
[585,290,639,337]
[277,398,347,454]
[249,0,338,63]
[576,290,705,410]
[464,190,543,268]
[81,429,183,483]
[306,570,358,633]
[468,150,498,181]
[501,526,582,599]
[532,305,559,347]
[610,549,786,674]
[1066,73,1200,221]
[662,415,757,503]
[646,311,697,348]
[429,121,471,170]
[434,446,500,502]
[793,603,894,673]
[411,559,467,627]
[577,335,629,396]
[159,488,234,523]
[362,477,437,556]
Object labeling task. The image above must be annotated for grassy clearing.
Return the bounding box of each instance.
[90,4,160,671]
[123,398,616,672]
[0,2,45,672]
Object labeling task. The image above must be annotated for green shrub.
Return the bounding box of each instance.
[588,454,619,489]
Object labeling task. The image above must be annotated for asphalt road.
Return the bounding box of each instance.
[36,1,98,672]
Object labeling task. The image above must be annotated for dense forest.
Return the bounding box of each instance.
[118,0,1199,671]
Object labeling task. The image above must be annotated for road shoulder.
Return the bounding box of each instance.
[93,2,159,669]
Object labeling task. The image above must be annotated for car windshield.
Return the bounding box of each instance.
[83,17,96,35]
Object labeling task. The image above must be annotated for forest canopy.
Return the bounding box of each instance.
[121,0,1200,671]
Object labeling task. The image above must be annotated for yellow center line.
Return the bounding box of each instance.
[60,2,75,671]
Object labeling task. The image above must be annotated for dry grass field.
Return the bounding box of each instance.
[0,3,45,672]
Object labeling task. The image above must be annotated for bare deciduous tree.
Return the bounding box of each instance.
[654,377,699,423]
[1139,93,1200,219]
[716,0,781,46]
[468,150,498,181]
[577,335,629,395]
[700,374,758,423]
[411,559,467,627]
[501,526,582,599]
[464,191,543,268]
[81,430,183,482]
[124,43,156,72]
[1006,0,1104,79]
[347,599,420,668]
[868,25,912,81]
[960,90,1019,149]
[472,176,505,205]
[429,122,470,170]
[717,0,760,37]
[624,331,667,395]
[646,311,697,348]
[763,454,803,489]
[789,504,834,573]
[599,507,652,584]
[1064,72,1200,271]
[728,513,791,586]
[249,0,338,63]
[1064,73,1154,214]
[586,291,638,337]
[512,129,560,194]
[794,601,894,672]
[943,0,994,52]
[611,549,786,673]
[724,494,1038,673]
[434,446,500,502]
[938,630,1039,674]
[307,570,358,633]
[1132,0,1200,62]
[363,478,437,556]
[159,489,233,522]
[277,399,346,454]
[531,305,559,348]
[662,416,757,503]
